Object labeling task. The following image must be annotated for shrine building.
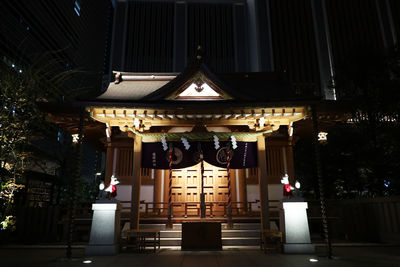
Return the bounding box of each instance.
[79,54,308,231]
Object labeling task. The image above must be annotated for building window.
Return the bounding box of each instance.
[74,0,81,16]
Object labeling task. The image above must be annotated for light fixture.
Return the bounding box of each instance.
[259,117,265,128]
[134,118,140,129]
[309,258,319,262]
[318,132,328,142]
[289,121,293,137]
[83,259,92,264]
[72,134,79,143]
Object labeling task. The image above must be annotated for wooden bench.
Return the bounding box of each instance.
[126,229,161,253]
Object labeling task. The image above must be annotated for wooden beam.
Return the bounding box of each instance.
[257,135,270,231]
[130,135,143,230]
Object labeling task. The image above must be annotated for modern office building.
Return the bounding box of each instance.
[107,0,399,100]
[0,0,112,94]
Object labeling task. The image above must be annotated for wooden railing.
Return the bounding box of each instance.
[120,200,280,218]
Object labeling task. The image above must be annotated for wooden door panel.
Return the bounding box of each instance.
[172,170,184,186]
[204,187,214,202]
[203,169,214,186]
[168,162,228,217]
[186,169,199,186]
[216,187,228,202]
[171,188,184,202]
[186,187,199,202]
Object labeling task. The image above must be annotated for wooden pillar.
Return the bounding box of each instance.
[231,169,238,204]
[104,143,113,184]
[237,169,247,212]
[153,169,163,214]
[130,135,142,230]
[163,170,170,215]
[257,135,270,230]
[286,141,295,183]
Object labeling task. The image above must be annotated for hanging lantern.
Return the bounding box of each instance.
[318,132,328,143]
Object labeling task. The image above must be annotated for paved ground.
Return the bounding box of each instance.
[0,246,399,267]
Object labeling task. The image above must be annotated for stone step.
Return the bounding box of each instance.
[159,229,260,238]
[136,222,262,247]
[139,224,182,230]
[221,223,261,230]
[160,230,181,238]
[157,237,260,246]
[222,237,260,246]
[139,222,261,231]
[221,229,260,238]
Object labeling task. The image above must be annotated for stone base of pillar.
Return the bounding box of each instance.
[85,200,121,256]
[281,199,315,254]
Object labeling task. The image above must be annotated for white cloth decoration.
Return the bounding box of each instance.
[230,135,237,149]
[181,137,190,150]
[161,136,168,151]
[213,135,220,150]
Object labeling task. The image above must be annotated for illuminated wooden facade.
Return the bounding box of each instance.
[82,58,308,230]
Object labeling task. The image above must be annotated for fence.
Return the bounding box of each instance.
[307,196,400,243]
[11,196,400,244]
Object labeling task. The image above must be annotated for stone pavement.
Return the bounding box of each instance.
[0,246,399,267]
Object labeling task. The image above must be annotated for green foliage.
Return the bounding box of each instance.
[0,55,86,223]
[0,215,16,231]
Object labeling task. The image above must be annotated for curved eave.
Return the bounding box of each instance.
[78,97,320,110]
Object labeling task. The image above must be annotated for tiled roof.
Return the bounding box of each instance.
[95,73,177,100]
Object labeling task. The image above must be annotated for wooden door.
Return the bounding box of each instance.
[168,162,228,217]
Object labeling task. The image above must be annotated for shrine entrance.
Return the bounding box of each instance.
[169,161,229,217]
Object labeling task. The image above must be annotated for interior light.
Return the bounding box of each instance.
[309,258,319,262]
[178,82,220,99]
[83,260,92,264]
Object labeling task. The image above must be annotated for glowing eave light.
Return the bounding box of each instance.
[134,118,140,128]
[105,123,110,138]
[259,117,265,128]
[309,258,319,262]
[83,260,92,264]
[289,122,293,136]
[178,82,220,97]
